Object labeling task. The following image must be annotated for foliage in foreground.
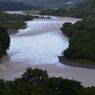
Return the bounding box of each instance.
[60,17,95,63]
[0,67,95,95]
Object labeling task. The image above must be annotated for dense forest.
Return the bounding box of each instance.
[0,12,33,29]
[70,0,95,18]
[0,27,10,57]
[60,17,95,64]
[0,67,95,95]
[39,0,95,18]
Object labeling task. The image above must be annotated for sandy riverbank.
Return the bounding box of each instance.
[0,57,95,87]
[59,59,95,69]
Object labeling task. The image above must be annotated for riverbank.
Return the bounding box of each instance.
[59,58,95,69]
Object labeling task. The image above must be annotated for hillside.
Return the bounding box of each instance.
[40,0,95,18]
[21,0,84,9]
[72,0,95,18]
[0,0,85,9]
[0,1,33,11]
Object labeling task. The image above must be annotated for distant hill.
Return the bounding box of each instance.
[20,0,85,9]
[39,0,95,18]
[0,1,33,11]
[72,0,95,17]
[0,0,85,9]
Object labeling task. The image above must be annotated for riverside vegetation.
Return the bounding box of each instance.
[0,12,33,57]
[0,67,95,95]
[0,12,33,29]
[60,17,95,64]
[0,27,10,57]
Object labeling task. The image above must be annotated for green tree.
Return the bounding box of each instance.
[0,27,10,57]
[21,68,49,85]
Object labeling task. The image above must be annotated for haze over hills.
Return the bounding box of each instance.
[0,0,85,9]
[18,0,85,8]
[0,1,33,11]
[73,0,95,17]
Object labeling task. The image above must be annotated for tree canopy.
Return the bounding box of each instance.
[0,27,10,57]
[60,17,95,64]
[0,68,95,95]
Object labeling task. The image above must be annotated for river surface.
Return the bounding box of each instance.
[0,17,95,87]
[9,19,69,64]
[9,17,79,65]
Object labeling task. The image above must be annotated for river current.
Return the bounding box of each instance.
[0,17,95,87]
[9,18,69,65]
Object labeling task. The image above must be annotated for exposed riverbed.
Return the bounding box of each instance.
[0,17,95,87]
